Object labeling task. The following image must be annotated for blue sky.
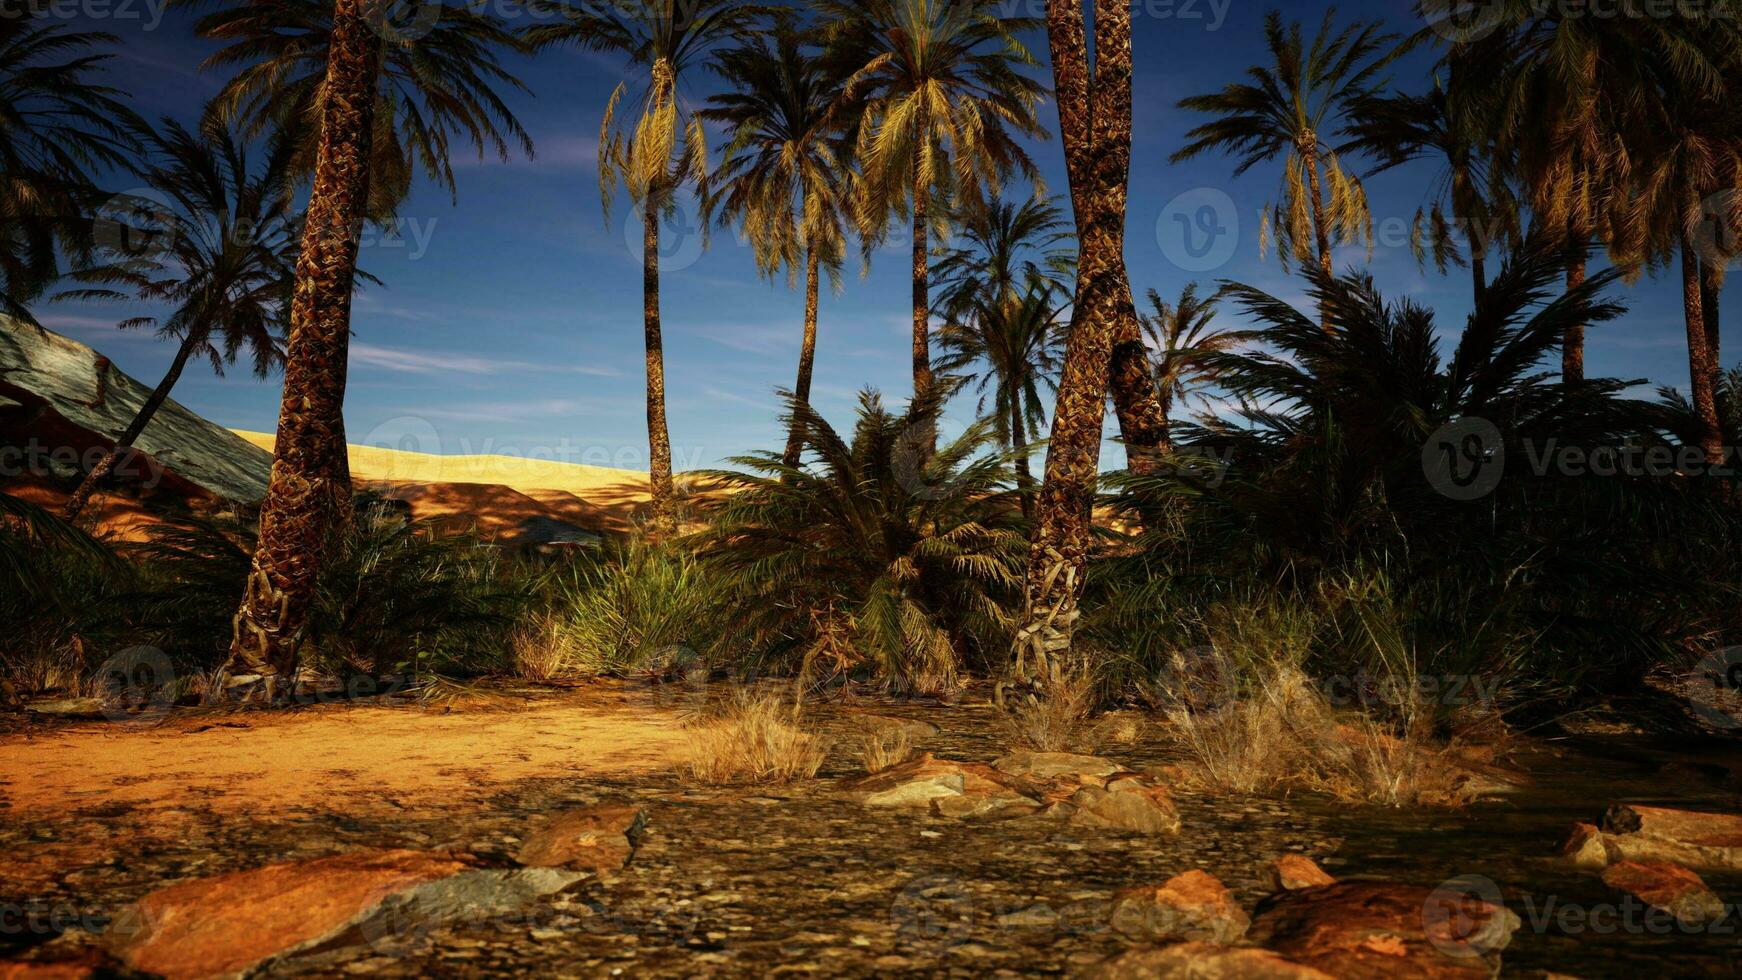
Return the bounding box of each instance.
[39,0,1729,472]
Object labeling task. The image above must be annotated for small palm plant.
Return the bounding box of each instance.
[693,392,1025,694]
[1172,10,1404,283]
[1139,282,1243,453]
[55,119,301,520]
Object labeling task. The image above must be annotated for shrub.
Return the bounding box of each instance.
[685,688,829,785]
[532,539,720,677]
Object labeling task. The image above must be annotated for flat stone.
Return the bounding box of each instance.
[1067,783,1181,835]
[1601,861,1727,926]
[1269,855,1336,892]
[1249,880,1519,977]
[1575,805,1742,872]
[1085,942,1333,979]
[515,806,646,876]
[848,712,940,740]
[991,750,1125,780]
[105,848,585,979]
[22,698,105,719]
[1109,870,1250,945]
[835,753,1039,811]
[1558,822,1612,869]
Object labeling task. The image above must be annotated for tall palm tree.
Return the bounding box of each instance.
[1344,75,1518,305]
[1173,10,1402,288]
[1139,283,1243,452]
[186,0,533,695]
[1013,0,1138,693]
[934,274,1066,512]
[526,0,766,535]
[55,120,300,521]
[815,0,1047,417]
[0,4,138,322]
[700,20,855,468]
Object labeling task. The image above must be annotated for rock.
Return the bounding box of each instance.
[515,805,646,876]
[0,949,121,979]
[106,848,585,979]
[1249,880,1520,977]
[1600,861,1727,926]
[1269,855,1336,892]
[991,750,1125,780]
[1084,942,1333,979]
[1558,822,1612,869]
[835,753,1040,811]
[1066,783,1181,835]
[1568,804,1742,872]
[1109,870,1250,945]
[849,712,940,740]
[22,698,105,719]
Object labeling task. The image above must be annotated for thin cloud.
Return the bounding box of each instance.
[351,342,619,378]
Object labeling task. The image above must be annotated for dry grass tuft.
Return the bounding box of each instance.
[1000,667,1100,753]
[511,617,574,683]
[857,728,915,773]
[685,689,829,785]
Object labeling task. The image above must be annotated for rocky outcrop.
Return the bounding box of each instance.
[991,750,1125,780]
[1109,870,1250,944]
[1600,861,1727,926]
[835,753,1043,817]
[1268,855,1336,892]
[0,318,271,505]
[515,805,646,876]
[1559,805,1742,872]
[105,848,584,979]
[1085,942,1333,979]
[1248,880,1520,977]
[1066,780,1182,835]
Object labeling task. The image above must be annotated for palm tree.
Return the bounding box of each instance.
[816,0,1047,416]
[934,275,1066,512]
[695,391,1024,694]
[932,191,1072,323]
[1139,283,1243,452]
[55,120,300,521]
[1172,10,1403,288]
[1344,75,1518,305]
[186,0,533,695]
[1014,0,1138,692]
[0,5,138,322]
[526,0,766,535]
[700,20,855,468]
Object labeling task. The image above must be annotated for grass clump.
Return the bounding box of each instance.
[685,688,829,785]
[529,540,720,679]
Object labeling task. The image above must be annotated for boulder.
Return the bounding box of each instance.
[849,712,940,741]
[1067,782,1181,835]
[1600,861,1727,926]
[1248,880,1519,978]
[1109,870,1250,945]
[1085,942,1333,979]
[835,753,1040,812]
[992,750,1125,780]
[515,805,646,876]
[1269,855,1336,892]
[21,698,105,720]
[1560,805,1742,872]
[106,848,584,979]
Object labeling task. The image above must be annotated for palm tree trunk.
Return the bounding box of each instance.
[1014,0,1135,694]
[1302,135,1334,280]
[1564,254,1586,383]
[1470,250,1487,307]
[1009,393,1034,518]
[1109,316,1168,477]
[783,246,822,468]
[1702,260,1722,375]
[224,0,379,697]
[62,332,200,521]
[1681,235,1725,469]
[911,103,934,453]
[644,192,677,534]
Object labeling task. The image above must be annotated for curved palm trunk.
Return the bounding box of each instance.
[1564,255,1587,383]
[1109,316,1168,477]
[1702,260,1722,376]
[1681,236,1726,470]
[1301,133,1334,333]
[1013,0,1136,693]
[1471,251,1487,307]
[644,192,677,534]
[911,105,935,455]
[223,0,379,697]
[62,332,199,521]
[783,247,822,468]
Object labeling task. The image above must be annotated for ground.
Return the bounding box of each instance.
[4,683,1742,977]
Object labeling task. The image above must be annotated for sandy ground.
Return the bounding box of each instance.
[0,692,690,821]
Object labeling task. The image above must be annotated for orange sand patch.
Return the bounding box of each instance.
[0,695,689,819]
